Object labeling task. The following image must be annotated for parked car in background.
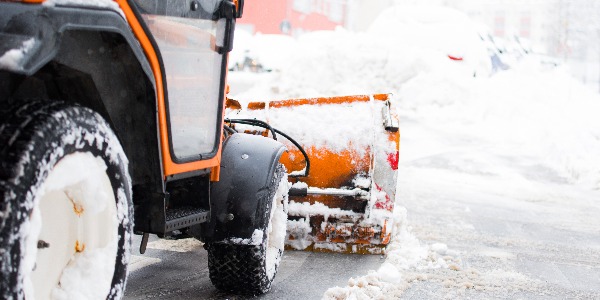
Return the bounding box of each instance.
[369,5,492,77]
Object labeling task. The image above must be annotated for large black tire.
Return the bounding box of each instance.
[0,101,133,300]
[205,164,288,295]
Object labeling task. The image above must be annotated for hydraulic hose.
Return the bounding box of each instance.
[225,118,310,177]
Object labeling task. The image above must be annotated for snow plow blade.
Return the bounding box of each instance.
[226,94,399,254]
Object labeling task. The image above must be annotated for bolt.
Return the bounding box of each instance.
[65,191,84,216]
[226,213,234,221]
[241,154,249,159]
[190,0,199,11]
[37,240,50,249]
[75,240,85,253]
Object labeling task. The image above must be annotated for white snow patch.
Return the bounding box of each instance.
[227,229,264,246]
[231,101,376,155]
[377,262,402,284]
[289,167,306,177]
[266,173,288,279]
[21,152,119,300]
[0,38,35,71]
[288,201,359,220]
[51,246,116,300]
[285,218,313,250]
[313,242,347,253]
[291,181,308,189]
[250,229,264,245]
[21,204,42,300]
[43,0,125,18]
[146,238,203,253]
[352,176,371,189]
[44,153,111,216]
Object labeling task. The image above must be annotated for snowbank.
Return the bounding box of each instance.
[229,4,600,299]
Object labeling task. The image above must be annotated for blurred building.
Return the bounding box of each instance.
[237,0,348,36]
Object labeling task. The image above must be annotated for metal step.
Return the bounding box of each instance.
[165,207,210,232]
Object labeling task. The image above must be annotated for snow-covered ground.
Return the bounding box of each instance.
[228,5,600,299]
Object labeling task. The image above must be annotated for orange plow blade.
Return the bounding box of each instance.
[227,94,400,254]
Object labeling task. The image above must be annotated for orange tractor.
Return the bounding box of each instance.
[0,0,399,299]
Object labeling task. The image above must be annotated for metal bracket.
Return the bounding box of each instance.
[139,233,149,254]
[382,100,399,132]
[289,185,370,200]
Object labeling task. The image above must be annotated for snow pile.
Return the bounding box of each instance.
[233,7,489,103]
[229,4,600,298]
[398,66,600,190]
[231,100,377,154]
[234,27,443,101]
[322,208,463,300]
[319,66,600,298]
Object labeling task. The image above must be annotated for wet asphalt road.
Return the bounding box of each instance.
[123,235,384,300]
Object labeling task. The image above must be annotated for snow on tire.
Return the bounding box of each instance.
[205,164,288,295]
[0,101,133,300]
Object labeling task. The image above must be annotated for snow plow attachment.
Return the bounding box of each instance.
[226,94,399,254]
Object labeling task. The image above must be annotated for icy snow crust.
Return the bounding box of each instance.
[229,4,600,299]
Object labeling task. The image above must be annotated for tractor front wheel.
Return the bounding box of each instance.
[0,101,132,299]
[205,164,288,295]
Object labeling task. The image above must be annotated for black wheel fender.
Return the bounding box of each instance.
[200,133,286,243]
[0,3,151,78]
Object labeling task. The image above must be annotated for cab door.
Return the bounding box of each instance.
[132,0,237,176]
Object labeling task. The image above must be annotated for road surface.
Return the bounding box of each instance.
[124,235,383,299]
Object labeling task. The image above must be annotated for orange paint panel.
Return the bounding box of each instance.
[282,146,370,187]
[5,0,46,3]
[116,0,223,178]
[247,94,390,110]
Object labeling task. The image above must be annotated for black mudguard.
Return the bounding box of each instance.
[0,2,151,79]
[197,133,286,243]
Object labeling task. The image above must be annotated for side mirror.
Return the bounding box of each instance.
[235,0,244,18]
[215,0,236,54]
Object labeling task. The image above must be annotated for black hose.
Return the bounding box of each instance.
[224,124,237,135]
[226,118,277,140]
[225,118,310,177]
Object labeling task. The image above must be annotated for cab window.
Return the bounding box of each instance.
[134,0,226,162]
